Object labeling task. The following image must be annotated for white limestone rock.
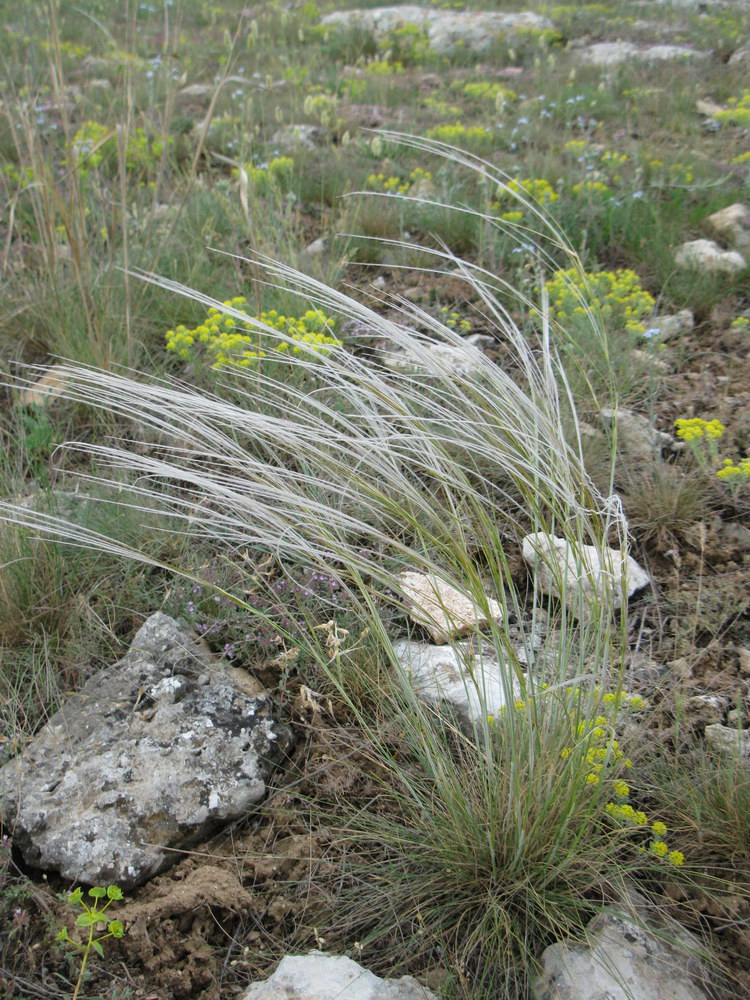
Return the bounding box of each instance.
[241,952,437,1000]
[522,533,650,613]
[0,613,292,888]
[534,899,713,1000]
[575,42,709,67]
[674,239,746,274]
[398,572,503,643]
[379,341,486,378]
[704,203,750,251]
[272,123,327,150]
[393,639,523,731]
[321,7,554,56]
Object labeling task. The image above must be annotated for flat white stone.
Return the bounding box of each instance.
[393,639,523,730]
[241,952,437,999]
[576,41,709,66]
[399,571,503,643]
[522,533,650,613]
[380,342,485,378]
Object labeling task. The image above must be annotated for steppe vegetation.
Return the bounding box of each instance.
[1,0,749,998]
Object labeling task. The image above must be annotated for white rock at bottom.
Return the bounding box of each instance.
[674,239,746,274]
[393,639,523,730]
[522,533,650,613]
[534,902,712,1000]
[240,952,437,999]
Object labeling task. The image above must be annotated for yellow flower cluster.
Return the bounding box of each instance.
[717,457,750,481]
[546,268,655,336]
[646,158,695,184]
[715,90,750,127]
[605,800,684,866]
[460,81,518,107]
[492,178,558,222]
[424,96,461,117]
[0,163,36,186]
[674,418,725,442]
[439,305,473,333]
[164,297,339,368]
[69,121,167,177]
[243,157,295,194]
[571,179,611,197]
[492,686,684,866]
[366,167,432,195]
[425,123,493,150]
[365,59,404,75]
[507,177,559,204]
[600,150,628,168]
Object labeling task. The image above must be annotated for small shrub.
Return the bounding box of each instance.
[164,297,340,367]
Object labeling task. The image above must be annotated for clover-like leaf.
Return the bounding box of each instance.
[108,920,125,938]
[106,885,124,901]
[88,886,107,900]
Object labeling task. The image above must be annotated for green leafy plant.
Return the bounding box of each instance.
[56,885,126,1000]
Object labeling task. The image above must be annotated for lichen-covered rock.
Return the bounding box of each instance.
[674,238,746,274]
[398,572,503,643]
[240,951,437,999]
[0,613,292,888]
[704,723,750,759]
[644,308,694,341]
[321,7,554,56]
[393,639,523,731]
[534,899,713,1000]
[522,533,650,614]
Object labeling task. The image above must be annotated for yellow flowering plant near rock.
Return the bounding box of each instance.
[492,177,558,222]
[497,685,686,869]
[546,267,655,337]
[675,417,725,475]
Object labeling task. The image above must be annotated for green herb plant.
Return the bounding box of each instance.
[56,884,126,1000]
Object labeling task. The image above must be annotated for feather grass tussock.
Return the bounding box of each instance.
[0,138,685,997]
